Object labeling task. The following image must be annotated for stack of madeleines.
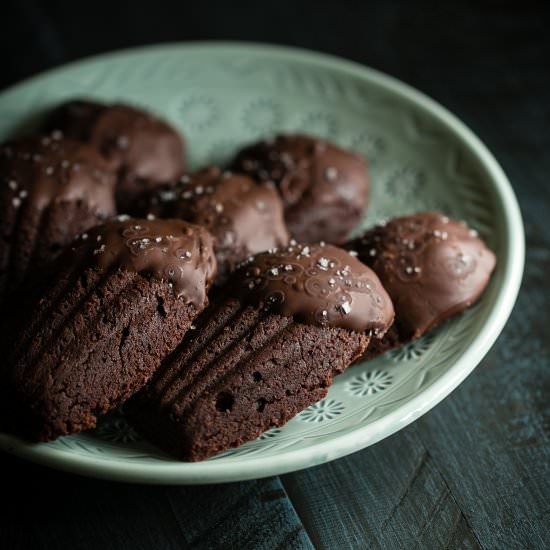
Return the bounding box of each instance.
[0,100,496,461]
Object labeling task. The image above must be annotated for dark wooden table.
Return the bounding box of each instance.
[1,1,549,548]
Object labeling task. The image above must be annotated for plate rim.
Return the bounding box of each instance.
[0,41,525,484]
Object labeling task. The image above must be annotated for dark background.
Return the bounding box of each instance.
[1,1,549,548]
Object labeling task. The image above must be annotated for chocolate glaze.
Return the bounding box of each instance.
[231,243,394,333]
[142,166,289,279]
[0,133,116,215]
[71,218,216,305]
[346,212,496,340]
[232,134,369,243]
[44,100,185,210]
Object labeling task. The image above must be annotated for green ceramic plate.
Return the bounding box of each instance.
[0,43,524,484]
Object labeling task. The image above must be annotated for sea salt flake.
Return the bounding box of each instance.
[339,301,352,314]
[317,257,330,270]
[325,167,338,181]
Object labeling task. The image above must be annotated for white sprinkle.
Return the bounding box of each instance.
[182,191,193,199]
[97,235,102,242]
[155,236,162,243]
[319,241,326,247]
[195,185,204,195]
[94,244,106,255]
[81,233,88,240]
[19,190,28,199]
[469,229,479,237]
[284,264,293,271]
[301,246,310,256]
[369,248,377,257]
[180,175,191,184]
[8,180,17,190]
[348,250,358,257]
[12,197,21,208]
[289,239,297,246]
[190,324,197,330]
[256,200,265,210]
[433,229,442,238]
[269,267,279,276]
[45,166,54,176]
[146,213,156,220]
[328,277,336,287]
[133,225,143,231]
[215,203,224,213]
[51,129,63,140]
[441,215,449,223]
[61,160,70,169]
[405,266,414,274]
[117,214,130,221]
[441,231,448,240]
[414,266,422,273]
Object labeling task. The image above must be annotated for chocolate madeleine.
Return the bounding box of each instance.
[231,134,369,244]
[126,243,393,461]
[345,212,496,359]
[43,100,185,212]
[0,133,116,302]
[5,218,216,441]
[138,166,289,283]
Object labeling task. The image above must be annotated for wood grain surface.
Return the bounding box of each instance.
[1,1,549,548]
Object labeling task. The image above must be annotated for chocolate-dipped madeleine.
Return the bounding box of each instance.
[231,134,369,244]
[43,100,185,212]
[0,133,116,302]
[139,166,289,283]
[345,212,496,359]
[5,218,216,441]
[126,243,393,461]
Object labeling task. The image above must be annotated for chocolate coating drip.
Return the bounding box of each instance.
[232,243,394,333]
[143,166,289,278]
[0,133,116,215]
[346,212,496,339]
[72,218,216,305]
[44,100,185,210]
[232,134,369,243]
